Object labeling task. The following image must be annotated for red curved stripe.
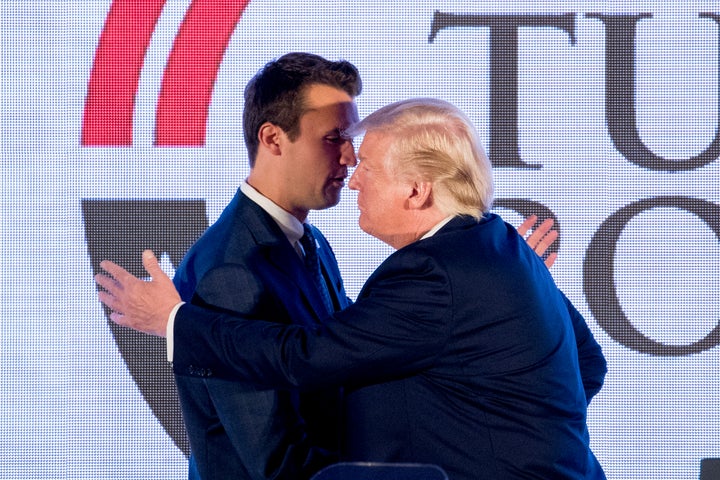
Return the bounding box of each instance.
[155,0,252,146]
[82,0,167,146]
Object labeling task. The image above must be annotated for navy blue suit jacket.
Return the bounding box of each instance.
[174,213,606,480]
[172,189,350,480]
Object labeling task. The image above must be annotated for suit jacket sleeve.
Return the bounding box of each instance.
[173,248,453,390]
[561,291,607,404]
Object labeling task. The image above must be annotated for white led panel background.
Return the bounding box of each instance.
[2,1,718,479]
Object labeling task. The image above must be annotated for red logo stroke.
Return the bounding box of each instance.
[82,0,251,146]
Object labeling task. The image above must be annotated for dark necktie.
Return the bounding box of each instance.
[300,224,335,314]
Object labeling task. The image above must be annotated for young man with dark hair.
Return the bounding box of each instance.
[170,52,361,479]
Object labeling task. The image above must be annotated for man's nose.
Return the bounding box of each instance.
[348,168,359,190]
[339,140,357,167]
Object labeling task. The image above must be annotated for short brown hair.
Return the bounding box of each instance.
[243,53,362,165]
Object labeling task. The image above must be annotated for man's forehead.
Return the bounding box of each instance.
[357,130,390,158]
[303,83,353,104]
[302,100,359,127]
[303,98,358,116]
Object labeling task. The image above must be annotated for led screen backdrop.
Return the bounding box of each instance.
[2,1,718,479]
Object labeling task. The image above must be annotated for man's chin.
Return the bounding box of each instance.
[317,194,342,210]
[357,217,372,236]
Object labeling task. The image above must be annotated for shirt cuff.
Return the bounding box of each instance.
[166,301,185,363]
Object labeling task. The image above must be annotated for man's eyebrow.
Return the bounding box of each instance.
[338,128,355,139]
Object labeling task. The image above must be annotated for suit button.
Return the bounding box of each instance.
[187,365,212,377]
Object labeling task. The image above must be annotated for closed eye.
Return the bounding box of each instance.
[325,136,345,144]
[325,129,354,145]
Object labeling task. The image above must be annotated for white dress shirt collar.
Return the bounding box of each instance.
[420,215,456,240]
[240,181,304,245]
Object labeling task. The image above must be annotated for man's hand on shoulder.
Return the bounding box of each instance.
[95,250,181,337]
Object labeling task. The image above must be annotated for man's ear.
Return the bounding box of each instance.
[407,180,434,210]
[257,122,283,156]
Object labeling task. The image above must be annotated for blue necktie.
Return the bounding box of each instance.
[300,224,335,314]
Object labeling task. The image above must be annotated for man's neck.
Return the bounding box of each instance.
[245,171,308,222]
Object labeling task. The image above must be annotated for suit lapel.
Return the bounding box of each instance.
[266,246,332,321]
[234,193,333,322]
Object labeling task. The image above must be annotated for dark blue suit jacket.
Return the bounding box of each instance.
[174,213,607,480]
[172,189,350,480]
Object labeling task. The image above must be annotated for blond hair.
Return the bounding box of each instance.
[348,98,493,218]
